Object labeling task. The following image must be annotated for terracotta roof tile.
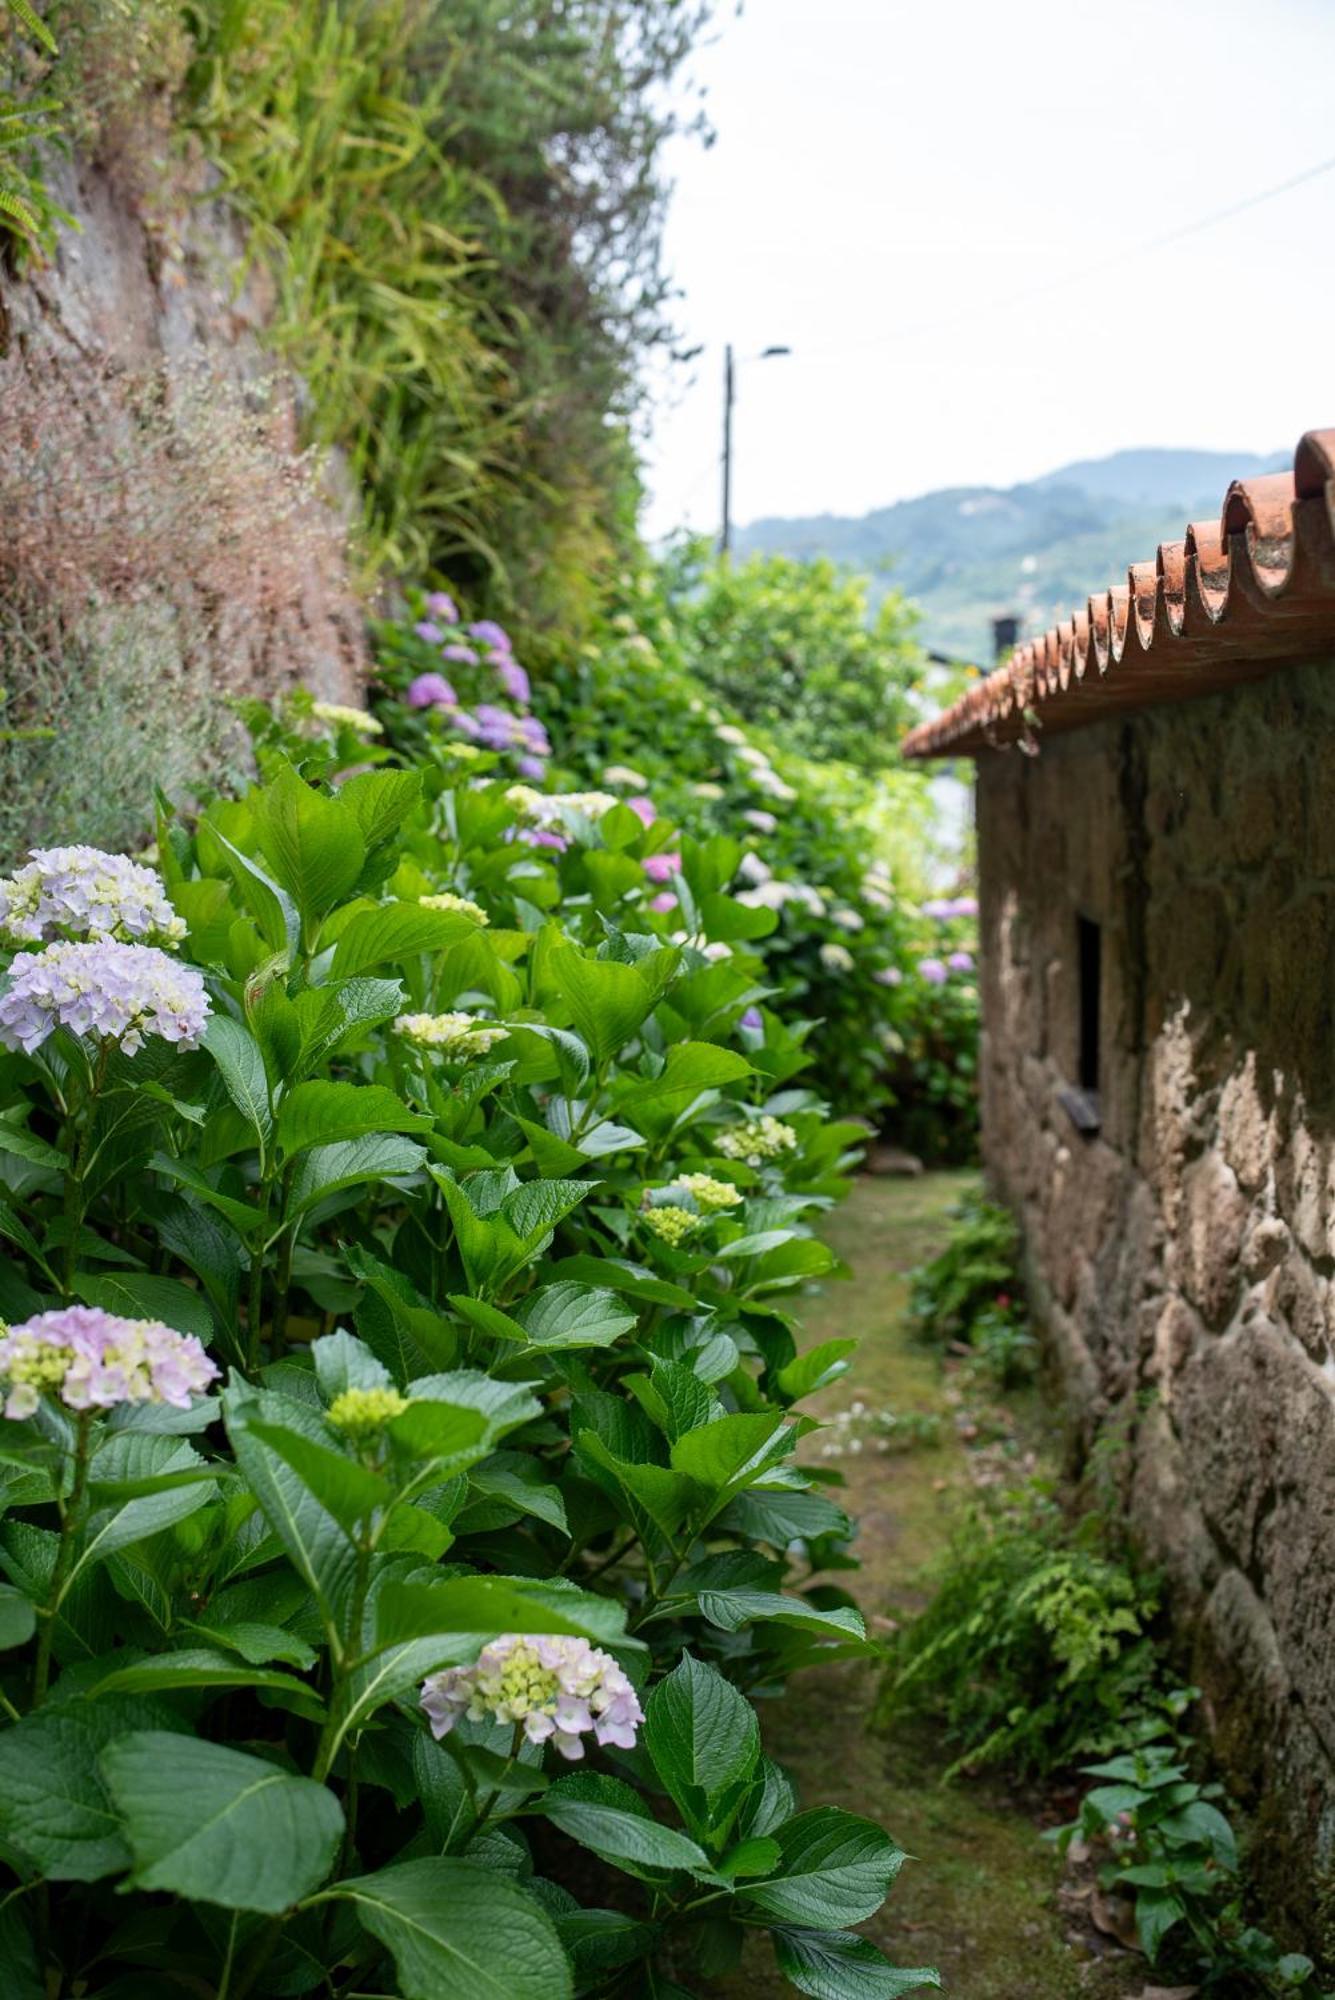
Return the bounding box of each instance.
[901,427,1335,758]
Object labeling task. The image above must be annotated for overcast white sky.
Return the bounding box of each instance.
[641,0,1335,539]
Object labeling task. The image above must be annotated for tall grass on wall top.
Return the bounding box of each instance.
[0,634,937,1994]
[183,0,708,615]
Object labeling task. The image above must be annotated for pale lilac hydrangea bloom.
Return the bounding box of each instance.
[414,620,444,644]
[517,717,551,758]
[0,1305,217,1420]
[0,940,210,1056]
[425,592,459,623]
[0,847,185,949]
[406,673,457,710]
[947,950,975,973]
[517,756,545,779]
[738,1005,764,1032]
[917,957,949,986]
[874,966,903,988]
[440,644,478,667]
[421,1634,642,1759]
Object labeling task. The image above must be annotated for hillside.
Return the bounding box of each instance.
[737,446,1287,665]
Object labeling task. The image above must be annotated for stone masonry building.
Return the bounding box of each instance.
[904,428,1335,1926]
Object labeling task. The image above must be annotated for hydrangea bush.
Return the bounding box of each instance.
[0,655,939,1996]
[471,567,983,1148]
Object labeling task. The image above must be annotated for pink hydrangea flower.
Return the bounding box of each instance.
[0,1305,217,1420]
[648,891,677,913]
[627,796,656,827]
[421,1634,643,1760]
[643,852,681,885]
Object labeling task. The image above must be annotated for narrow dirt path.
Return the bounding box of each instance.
[721,1171,1145,2000]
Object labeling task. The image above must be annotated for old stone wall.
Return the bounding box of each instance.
[0,149,367,706]
[977,655,1335,1934]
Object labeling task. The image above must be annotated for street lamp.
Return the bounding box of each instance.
[720,343,792,557]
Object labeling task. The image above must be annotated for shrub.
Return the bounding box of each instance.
[660,538,924,777]
[0,646,937,1996]
[877,1490,1162,1779]
[1058,1692,1332,1996]
[907,1192,1021,1348]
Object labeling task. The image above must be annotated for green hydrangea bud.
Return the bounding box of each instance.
[327,1385,409,1438]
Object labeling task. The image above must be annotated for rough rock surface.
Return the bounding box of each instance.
[976,656,1335,1936]
[0,149,366,705]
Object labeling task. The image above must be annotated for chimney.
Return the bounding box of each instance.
[992,613,1020,662]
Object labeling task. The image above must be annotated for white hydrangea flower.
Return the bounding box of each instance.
[602,764,649,789]
[394,1011,509,1056]
[820,941,855,973]
[310,702,384,736]
[714,723,748,746]
[420,892,488,926]
[831,907,865,932]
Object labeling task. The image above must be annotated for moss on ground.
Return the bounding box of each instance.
[717,1172,1143,2000]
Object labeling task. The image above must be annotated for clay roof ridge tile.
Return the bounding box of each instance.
[902,426,1335,757]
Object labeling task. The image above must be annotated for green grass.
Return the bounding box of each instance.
[716,1172,1143,2000]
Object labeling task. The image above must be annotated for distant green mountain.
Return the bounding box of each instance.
[736,446,1288,667]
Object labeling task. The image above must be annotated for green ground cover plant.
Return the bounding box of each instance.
[0,603,940,1997]
[876,1487,1162,1781]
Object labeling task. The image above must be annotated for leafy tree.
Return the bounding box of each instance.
[662,540,926,774]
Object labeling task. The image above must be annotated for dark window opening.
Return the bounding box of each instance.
[1077,915,1101,1093]
[1059,915,1103,1139]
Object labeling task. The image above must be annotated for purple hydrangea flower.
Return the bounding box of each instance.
[0,940,210,1055]
[920,898,951,920]
[917,957,949,986]
[497,657,531,705]
[739,1005,764,1031]
[516,756,545,779]
[449,709,482,740]
[953,895,979,919]
[518,827,568,852]
[414,621,443,644]
[517,717,551,756]
[439,644,478,667]
[406,673,457,710]
[425,591,459,623]
[947,950,975,972]
[469,620,511,652]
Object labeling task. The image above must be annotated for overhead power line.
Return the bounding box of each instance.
[795,148,1335,363]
